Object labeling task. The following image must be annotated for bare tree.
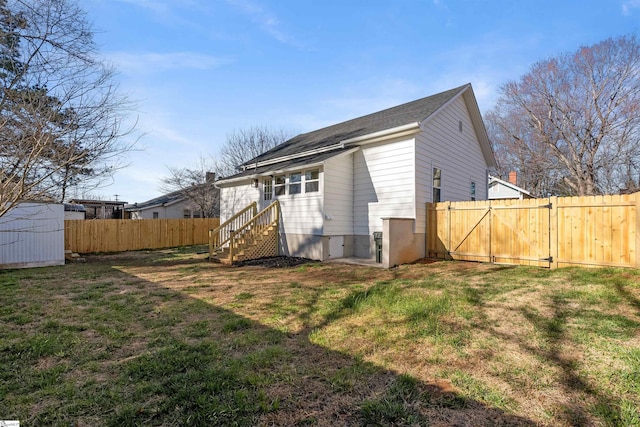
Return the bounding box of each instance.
[159,155,219,218]
[160,126,291,217]
[0,0,136,218]
[216,125,292,178]
[486,34,640,196]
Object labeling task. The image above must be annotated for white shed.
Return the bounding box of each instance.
[0,202,65,269]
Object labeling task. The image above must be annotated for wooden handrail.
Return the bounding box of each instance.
[208,202,257,260]
[228,200,280,264]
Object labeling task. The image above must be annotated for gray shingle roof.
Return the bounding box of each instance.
[126,189,186,210]
[244,84,468,165]
[220,84,470,182]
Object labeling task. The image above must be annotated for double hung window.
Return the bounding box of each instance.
[305,170,319,192]
[274,175,286,196]
[289,172,302,194]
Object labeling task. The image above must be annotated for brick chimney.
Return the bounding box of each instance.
[508,171,517,186]
[206,172,216,183]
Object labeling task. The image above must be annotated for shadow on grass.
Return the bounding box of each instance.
[615,282,640,314]
[0,258,538,427]
[469,280,634,426]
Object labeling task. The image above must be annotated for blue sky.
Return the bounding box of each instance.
[82,0,640,203]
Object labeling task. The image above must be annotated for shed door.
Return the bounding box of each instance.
[328,236,344,259]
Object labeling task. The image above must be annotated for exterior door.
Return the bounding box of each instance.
[328,236,344,259]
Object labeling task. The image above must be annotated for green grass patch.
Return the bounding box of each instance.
[1,249,639,426]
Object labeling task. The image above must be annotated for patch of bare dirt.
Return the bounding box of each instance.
[234,256,317,268]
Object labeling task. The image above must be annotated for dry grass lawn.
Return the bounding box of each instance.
[1,247,639,426]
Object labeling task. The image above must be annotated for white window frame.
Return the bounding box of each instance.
[289,172,302,195]
[263,169,321,197]
[274,175,286,196]
[263,178,273,201]
[304,169,319,193]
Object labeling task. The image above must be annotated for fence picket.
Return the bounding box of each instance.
[427,192,638,269]
[64,218,220,253]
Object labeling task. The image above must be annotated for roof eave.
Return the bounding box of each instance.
[217,147,360,186]
[341,122,421,146]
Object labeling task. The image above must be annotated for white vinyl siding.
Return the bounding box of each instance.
[219,182,260,222]
[415,95,490,233]
[353,138,415,235]
[323,152,354,235]
[278,168,324,235]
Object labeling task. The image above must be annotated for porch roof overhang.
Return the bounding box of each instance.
[216,146,359,186]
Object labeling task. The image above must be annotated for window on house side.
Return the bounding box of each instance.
[183,209,191,219]
[263,178,273,200]
[274,175,286,196]
[305,169,319,192]
[153,212,159,219]
[471,181,476,201]
[289,172,302,194]
[433,168,442,203]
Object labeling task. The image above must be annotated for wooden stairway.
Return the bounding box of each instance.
[209,200,280,265]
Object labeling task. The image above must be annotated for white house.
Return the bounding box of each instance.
[488,173,533,200]
[127,174,219,220]
[127,190,201,219]
[216,84,497,265]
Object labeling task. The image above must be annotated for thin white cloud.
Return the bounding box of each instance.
[226,0,302,47]
[622,0,640,15]
[106,52,233,74]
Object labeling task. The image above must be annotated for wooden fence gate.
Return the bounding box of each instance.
[427,193,639,269]
[428,199,552,267]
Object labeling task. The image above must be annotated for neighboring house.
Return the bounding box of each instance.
[126,185,219,220]
[68,199,127,219]
[216,83,497,264]
[0,202,65,268]
[64,203,86,220]
[488,172,534,200]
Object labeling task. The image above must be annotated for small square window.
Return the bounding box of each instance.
[305,170,318,180]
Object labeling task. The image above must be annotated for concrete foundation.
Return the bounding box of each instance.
[353,235,373,259]
[382,218,426,268]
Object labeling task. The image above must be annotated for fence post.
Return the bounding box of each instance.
[446,201,452,260]
[549,196,558,269]
[425,202,429,259]
[636,192,640,269]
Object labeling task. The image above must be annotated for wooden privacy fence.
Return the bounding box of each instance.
[65,218,220,254]
[427,192,639,269]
